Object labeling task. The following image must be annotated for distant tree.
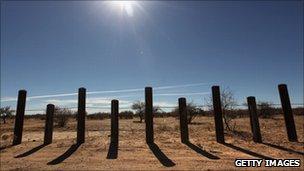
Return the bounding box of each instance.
[206,87,237,132]
[131,101,145,122]
[257,101,274,118]
[131,101,162,122]
[54,107,73,127]
[0,106,13,124]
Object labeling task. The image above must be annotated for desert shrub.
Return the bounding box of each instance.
[206,87,238,132]
[187,104,204,124]
[155,111,169,118]
[233,109,248,118]
[88,112,110,120]
[54,107,73,127]
[293,107,304,115]
[0,106,13,124]
[220,88,238,131]
[120,110,134,119]
[257,102,275,118]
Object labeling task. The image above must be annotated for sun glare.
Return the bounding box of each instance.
[111,1,136,17]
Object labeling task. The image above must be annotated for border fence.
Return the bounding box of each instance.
[9,83,302,146]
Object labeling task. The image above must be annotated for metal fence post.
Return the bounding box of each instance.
[111,100,119,144]
[77,87,86,144]
[145,87,154,144]
[247,96,262,143]
[44,104,55,145]
[278,84,297,142]
[212,86,225,143]
[13,90,27,145]
[179,97,189,143]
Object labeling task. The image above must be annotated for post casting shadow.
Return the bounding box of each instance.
[220,142,274,160]
[183,141,220,160]
[47,143,81,165]
[15,144,48,158]
[148,143,175,167]
[107,142,118,159]
[262,142,304,156]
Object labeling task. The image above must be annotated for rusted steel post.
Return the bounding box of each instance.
[179,97,189,143]
[278,84,297,142]
[145,87,154,144]
[44,104,55,145]
[13,90,27,145]
[111,100,119,144]
[77,87,86,144]
[247,96,262,143]
[212,86,225,143]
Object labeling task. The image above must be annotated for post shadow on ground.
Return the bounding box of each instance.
[148,143,175,167]
[47,143,81,165]
[220,142,274,160]
[15,144,48,158]
[183,141,220,160]
[107,142,118,159]
[188,122,204,125]
[262,142,304,156]
[0,145,13,152]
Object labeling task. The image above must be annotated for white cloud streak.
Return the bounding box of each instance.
[1,82,213,102]
[153,82,211,90]
[155,92,210,96]
[0,97,17,102]
[44,97,131,106]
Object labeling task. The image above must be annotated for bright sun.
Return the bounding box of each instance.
[111,1,136,17]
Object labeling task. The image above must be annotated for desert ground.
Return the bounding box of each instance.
[0,115,303,170]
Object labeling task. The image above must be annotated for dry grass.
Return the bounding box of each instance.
[0,115,303,170]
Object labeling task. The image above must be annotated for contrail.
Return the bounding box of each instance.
[154,82,211,90]
[87,88,143,95]
[0,97,17,102]
[155,92,210,96]
[28,93,78,100]
[1,82,212,102]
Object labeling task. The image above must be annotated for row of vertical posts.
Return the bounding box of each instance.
[11,87,120,146]
[246,84,297,142]
[12,88,88,145]
[211,84,297,143]
[12,84,298,146]
[144,84,298,144]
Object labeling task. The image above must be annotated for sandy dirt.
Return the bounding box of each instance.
[0,115,303,170]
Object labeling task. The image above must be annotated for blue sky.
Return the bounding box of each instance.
[1,1,303,114]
